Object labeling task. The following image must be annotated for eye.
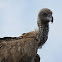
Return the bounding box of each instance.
[43,13,47,16]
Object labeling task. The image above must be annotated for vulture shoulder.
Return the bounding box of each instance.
[0,30,38,62]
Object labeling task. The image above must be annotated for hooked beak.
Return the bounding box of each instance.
[47,14,53,23]
[51,17,53,23]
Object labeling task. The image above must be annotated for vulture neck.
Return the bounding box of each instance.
[37,19,49,48]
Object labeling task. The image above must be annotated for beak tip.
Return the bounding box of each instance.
[51,17,53,23]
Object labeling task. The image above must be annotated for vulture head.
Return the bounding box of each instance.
[38,8,53,24]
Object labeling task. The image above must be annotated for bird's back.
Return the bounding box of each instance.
[0,30,38,62]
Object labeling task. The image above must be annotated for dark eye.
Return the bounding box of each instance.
[43,13,47,16]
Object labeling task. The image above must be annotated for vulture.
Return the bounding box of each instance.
[0,8,53,62]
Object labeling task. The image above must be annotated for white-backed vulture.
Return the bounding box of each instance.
[0,8,53,62]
